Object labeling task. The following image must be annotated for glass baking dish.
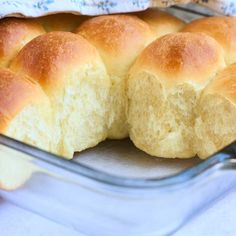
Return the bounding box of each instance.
[1,5,236,236]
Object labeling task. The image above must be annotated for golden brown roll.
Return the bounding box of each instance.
[38,13,88,32]
[0,18,45,67]
[182,16,236,64]
[11,32,110,158]
[135,8,185,38]
[195,63,236,158]
[0,68,53,152]
[128,32,225,158]
[75,14,155,139]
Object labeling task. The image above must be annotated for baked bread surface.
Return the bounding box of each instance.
[1,11,236,161]
[128,32,225,158]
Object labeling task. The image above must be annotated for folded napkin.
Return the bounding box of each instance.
[0,0,235,18]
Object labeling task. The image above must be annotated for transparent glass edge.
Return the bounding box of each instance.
[0,134,235,189]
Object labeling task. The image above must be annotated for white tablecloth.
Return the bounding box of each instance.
[1,187,236,236]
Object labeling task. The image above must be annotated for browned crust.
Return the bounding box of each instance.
[182,16,236,63]
[75,14,154,75]
[135,9,185,36]
[0,68,44,132]
[10,31,100,93]
[0,18,45,67]
[75,14,153,56]
[130,32,225,85]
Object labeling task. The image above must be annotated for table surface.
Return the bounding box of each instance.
[1,186,236,236]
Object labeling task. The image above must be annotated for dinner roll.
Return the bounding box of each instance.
[195,63,236,158]
[38,13,88,32]
[75,15,155,139]
[0,18,45,67]
[11,32,110,158]
[182,16,236,64]
[136,9,185,37]
[128,32,225,158]
[0,68,53,152]
[0,145,39,190]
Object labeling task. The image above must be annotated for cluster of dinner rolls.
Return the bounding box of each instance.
[0,10,236,160]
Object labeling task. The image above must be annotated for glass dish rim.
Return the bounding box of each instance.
[0,134,234,189]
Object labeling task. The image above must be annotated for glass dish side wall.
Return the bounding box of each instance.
[1,149,236,236]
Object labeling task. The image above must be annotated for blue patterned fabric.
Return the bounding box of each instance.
[0,0,235,18]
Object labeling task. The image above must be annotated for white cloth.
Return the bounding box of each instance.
[1,188,236,236]
[0,0,236,18]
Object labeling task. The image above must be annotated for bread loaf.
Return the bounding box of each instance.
[75,15,155,139]
[127,32,225,158]
[11,32,110,158]
[1,11,236,160]
[75,12,184,139]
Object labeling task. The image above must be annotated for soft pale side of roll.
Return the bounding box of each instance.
[0,68,53,152]
[11,32,110,158]
[195,63,236,158]
[128,32,225,158]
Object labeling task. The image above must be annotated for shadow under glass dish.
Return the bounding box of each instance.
[0,5,236,236]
